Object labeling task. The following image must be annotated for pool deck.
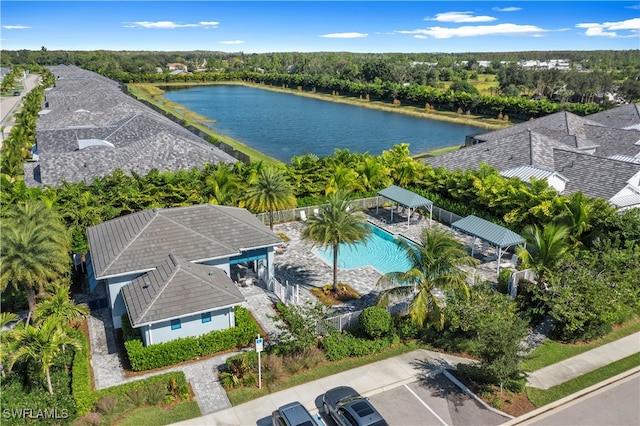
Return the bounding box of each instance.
[272,207,508,314]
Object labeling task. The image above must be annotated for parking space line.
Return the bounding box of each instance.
[404,383,449,426]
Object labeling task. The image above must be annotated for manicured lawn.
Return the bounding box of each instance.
[116,401,201,426]
[525,354,640,408]
[226,341,422,406]
[522,317,640,372]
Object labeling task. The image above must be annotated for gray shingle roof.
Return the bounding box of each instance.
[588,103,640,130]
[426,130,574,172]
[122,253,245,327]
[87,204,283,279]
[425,104,640,204]
[553,149,640,200]
[451,215,526,248]
[25,65,236,187]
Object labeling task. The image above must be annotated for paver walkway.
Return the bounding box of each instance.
[526,332,640,389]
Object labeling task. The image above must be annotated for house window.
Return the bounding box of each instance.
[201,312,211,323]
[170,319,181,330]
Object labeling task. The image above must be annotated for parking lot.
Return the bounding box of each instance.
[315,373,510,426]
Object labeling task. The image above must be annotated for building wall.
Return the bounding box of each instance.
[106,274,139,329]
[141,306,236,345]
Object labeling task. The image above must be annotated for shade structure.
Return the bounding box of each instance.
[376,185,433,226]
[451,215,526,274]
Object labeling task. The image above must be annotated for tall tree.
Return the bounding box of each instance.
[376,227,477,329]
[301,192,372,294]
[1,201,71,319]
[243,165,297,230]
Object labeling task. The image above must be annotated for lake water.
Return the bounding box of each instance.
[163,85,482,163]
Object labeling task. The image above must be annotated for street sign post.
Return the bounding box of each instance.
[256,335,263,389]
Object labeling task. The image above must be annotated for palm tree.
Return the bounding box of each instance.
[244,165,297,230]
[516,222,571,287]
[1,201,71,320]
[376,226,477,329]
[5,316,83,394]
[301,192,372,294]
[34,281,89,329]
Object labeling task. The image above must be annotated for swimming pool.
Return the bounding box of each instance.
[315,224,415,274]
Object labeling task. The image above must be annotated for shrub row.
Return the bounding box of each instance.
[320,333,400,361]
[70,328,93,416]
[124,307,259,371]
[92,372,189,402]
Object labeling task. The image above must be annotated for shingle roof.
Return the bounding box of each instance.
[122,253,245,327]
[554,149,640,200]
[588,103,640,130]
[378,185,433,208]
[451,215,525,248]
[425,104,640,204]
[87,204,283,279]
[426,130,574,172]
[25,65,236,186]
[500,165,566,183]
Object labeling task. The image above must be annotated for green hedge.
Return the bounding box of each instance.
[124,307,259,371]
[70,328,93,416]
[321,333,400,361]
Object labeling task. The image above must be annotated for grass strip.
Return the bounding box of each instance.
[526,353,640,408]
[116,401,201,426]
[522,317,640,372]
[226,341,422,406]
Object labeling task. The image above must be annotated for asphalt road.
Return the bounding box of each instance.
[527,373,640,426]
[0,73,40,125]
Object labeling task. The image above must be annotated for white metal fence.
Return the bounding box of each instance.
[316,302,410,335]
[267,278,300,306]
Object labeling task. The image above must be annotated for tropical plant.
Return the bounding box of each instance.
[243,165,297,230]
[34,281,89,328]
[301,191,372,294]
[5,316,83,394]
[516,222,571,286]
[1,201,71,320]
[376,226,477,329]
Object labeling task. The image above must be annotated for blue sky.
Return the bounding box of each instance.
[2,1,639,53]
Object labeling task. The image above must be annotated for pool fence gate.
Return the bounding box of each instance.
[267,277,300,306]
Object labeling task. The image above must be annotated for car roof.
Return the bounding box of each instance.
[278,401,317,426]
[342,399,388,426]
[324,386,360,404]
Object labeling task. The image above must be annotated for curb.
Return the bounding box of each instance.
[441,369,515,420]
[501,366,640,425]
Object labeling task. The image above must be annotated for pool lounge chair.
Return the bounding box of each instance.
[300,210,308,221]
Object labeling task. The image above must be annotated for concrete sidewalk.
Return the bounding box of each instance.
[173,349,474,426]
[526,331,640,389]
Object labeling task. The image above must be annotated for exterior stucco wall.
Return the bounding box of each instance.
[141,306,236,346]
[106,274,140,329]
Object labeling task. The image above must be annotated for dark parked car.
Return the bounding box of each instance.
[272,401,320,426]
[322,386,388,426]
[13,91,20,96]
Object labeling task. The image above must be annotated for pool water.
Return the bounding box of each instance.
[316,224,415,274]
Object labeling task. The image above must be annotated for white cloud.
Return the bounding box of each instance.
[2,25,30,30]
[426,11,497,23]
[397,23,547,39]
[576,18,640,37]
[124,21,217,29]
[414,35,427,39]
[219,40,244,45]
[321,32,368,39]
[492,7,522,12]
[626,5,640,10]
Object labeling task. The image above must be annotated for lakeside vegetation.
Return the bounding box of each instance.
[1,51,639,423]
